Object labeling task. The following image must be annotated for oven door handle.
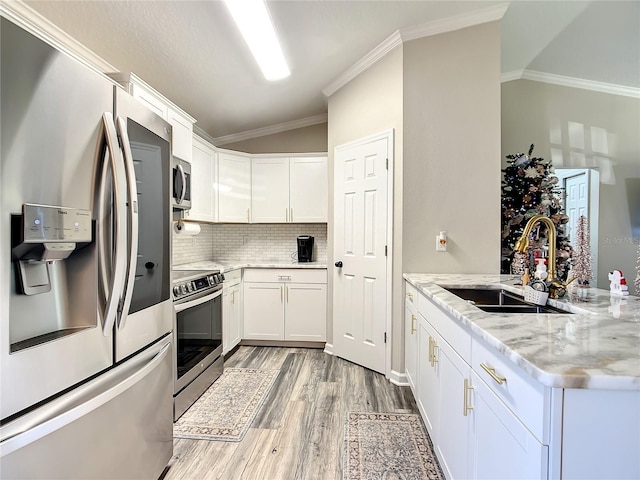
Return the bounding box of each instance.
[174,289,222,312]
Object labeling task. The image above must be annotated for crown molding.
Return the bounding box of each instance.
[503,69,640,99]
[323,2,509,97]
[0,0,116,75]
[213,113,328,146]
[400,2,509,42]
[322,30,403,97]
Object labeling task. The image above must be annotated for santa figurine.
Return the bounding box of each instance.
[608,270,630,296]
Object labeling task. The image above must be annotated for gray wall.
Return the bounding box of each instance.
[327,20,501,376]
[403,21,501,275]
[221,123,328,154]
[328,46,404,371]
[502,80,640,292]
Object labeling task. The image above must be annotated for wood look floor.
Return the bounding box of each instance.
[163,346,418,480]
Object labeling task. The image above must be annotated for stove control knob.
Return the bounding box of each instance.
[180,284,188,295]
[221,273,226,281]
[173,286,181,296]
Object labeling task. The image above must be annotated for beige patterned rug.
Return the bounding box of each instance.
[173,367,279,442]
[344,412,444,480]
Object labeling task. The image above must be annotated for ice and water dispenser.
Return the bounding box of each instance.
[10,204,95,351]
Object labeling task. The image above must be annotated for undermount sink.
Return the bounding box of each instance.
[443,287,572,315]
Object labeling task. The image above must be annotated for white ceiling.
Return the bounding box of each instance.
[22,0,640,144]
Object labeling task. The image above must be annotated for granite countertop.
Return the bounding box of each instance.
[173,260,327,273]
[404,273,640,391]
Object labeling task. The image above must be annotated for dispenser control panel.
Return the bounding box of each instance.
[22,204,92,243]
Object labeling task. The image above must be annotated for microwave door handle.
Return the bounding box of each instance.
[176,163,186,204]
[115,116,139,330]
[100,113,128,336]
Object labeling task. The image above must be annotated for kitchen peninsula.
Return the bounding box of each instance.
[404,273,640,480]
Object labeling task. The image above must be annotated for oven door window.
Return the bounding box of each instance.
[176,295,222,380]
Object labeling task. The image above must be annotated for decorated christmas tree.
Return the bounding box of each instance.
[572,215,593,285]
[501,144,573,279]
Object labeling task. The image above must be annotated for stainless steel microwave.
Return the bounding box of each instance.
[172,158,191,210]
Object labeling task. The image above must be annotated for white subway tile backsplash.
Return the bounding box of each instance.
[172,223,327,266]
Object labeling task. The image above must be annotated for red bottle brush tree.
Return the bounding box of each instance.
[501,144,573,279]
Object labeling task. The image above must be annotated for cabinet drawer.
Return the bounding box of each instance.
[418,293,471,364]
[472,336,547,442]
[405,281,417,306]
[243,268,327,284]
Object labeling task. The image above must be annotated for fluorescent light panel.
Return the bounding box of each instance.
[224,0,290,81]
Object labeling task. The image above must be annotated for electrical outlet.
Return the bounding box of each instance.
[436,231,447,252]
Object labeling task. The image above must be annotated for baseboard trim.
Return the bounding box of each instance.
[239,340,325,349]
[389,370,409,387]
[323,343,334,355]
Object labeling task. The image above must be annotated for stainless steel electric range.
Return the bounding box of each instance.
[172,270,224,420]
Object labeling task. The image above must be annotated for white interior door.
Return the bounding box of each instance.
[564,171,588,242]
[333,132,391,375]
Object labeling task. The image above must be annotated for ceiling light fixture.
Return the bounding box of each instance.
[223,0,290,81]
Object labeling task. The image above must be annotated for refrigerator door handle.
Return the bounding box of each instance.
[100,113,128,336]
[0,338,171,456]
[115,116,139,330]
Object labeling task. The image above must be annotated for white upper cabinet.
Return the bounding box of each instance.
[167,108,194,163]
[250,155,327,223]
[185,135,217,223]
[109,73,195,162]
[251,157,290,223]
[290,156,327,222]
[218,151,251,223]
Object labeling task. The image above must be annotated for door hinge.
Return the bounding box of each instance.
[385,158,388,170]
[385,245,388,256]
[384,332,387,343]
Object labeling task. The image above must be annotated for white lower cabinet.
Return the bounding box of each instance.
[435,335,473,480]
[222,270,242,354]
[243,269,327,342]
[243,282,284,340]
[416,314,439,439]
[404,288,418,393]
[408,280,548,480]
[470,370,547,480]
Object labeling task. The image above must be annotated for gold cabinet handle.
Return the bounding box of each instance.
[480,363,507,385]
[431,339,439,367]
[231,290,235,305]
[280,286,283,302]
[429,335,433,367]
[411,314,416,334]
[286,285,289,303]
[290,207,293,221]
[247,208,250,222]
[463,378,474,416]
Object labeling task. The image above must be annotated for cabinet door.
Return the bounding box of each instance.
[290,156,327,222]
[285,283,326,341]
[130,84,168,119]
[167,108,194,162]
[470,371,548,480]
[251,157,289,223]
[186,137,216,222]
[218,152,251,223]
[436,336,472,480]
[405,298,418,393]
[222,288,232,354]
[228,284,242,350]
[243,282,284,340]
[417,315,439,439]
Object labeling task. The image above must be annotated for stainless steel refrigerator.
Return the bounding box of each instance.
[0,17,174,479]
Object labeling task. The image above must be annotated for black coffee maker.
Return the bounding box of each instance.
[297,235,314,263]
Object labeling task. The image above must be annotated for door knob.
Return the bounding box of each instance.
[335,261,343,268]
